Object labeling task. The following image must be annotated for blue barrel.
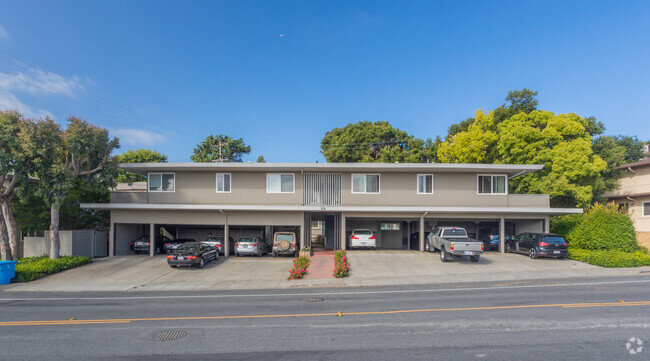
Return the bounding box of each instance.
[0,261,17,284]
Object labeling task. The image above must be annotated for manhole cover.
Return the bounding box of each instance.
[152,330,187,342]
[300,297,325,302]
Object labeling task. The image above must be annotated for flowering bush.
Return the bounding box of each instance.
[333,250,350,278]
[288,256,310,279]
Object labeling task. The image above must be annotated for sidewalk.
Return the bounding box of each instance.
[2,251,649,292]
[301,250,334,280]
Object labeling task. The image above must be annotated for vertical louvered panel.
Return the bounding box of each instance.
[304,173,341,206]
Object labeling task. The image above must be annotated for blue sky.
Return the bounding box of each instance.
[0,1,648,162]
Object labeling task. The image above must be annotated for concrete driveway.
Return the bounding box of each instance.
[3,250,649,292]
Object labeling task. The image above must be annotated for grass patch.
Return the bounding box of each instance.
[14,255,92,283]
[568,248,650,268]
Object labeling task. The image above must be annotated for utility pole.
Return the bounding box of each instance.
[212,140,228,163]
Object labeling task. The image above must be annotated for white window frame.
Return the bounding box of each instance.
[643,202,650,217]
[477,174,508,195]
[351,174,380,194]
[215,173,231,193]
[148,172,175,192]
[417,174,434,194]
[266,173,295,194]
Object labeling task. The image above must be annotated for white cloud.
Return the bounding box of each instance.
[0,67,85,118]
[112,129,168,147]
[0,25,8,40]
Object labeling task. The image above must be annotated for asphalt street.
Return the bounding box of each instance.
[1,276,650,361]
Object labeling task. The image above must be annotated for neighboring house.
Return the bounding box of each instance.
[643,142,649,158]
[603,158,650,249]
[81,163,581,257]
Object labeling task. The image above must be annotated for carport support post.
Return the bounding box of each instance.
[419,214,426,252]
[544,216,550,233]
[340,215,346,251]
[223,217,229,259]
[108,222,114,257]
[499,218,505,254]
[149,223,155,257]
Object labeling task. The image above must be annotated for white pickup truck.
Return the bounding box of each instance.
[426,227,484,263]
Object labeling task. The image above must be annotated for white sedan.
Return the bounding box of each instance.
[349,229,376,249]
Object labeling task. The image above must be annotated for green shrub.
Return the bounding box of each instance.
[566,203,638,252]
[550,214,583,237]
[14,255,92,283]
[569,248,650,268]
[288,256,309,279]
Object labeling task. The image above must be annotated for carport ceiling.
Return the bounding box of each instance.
[120,162,544,178]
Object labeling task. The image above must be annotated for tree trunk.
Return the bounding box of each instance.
[50,204,61,260]
[1,196,19,259]
[0,205,12,261]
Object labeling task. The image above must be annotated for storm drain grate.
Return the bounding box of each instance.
[152,330,187,342]
[300,297,325,303]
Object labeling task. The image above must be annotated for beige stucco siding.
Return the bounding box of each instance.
[111,209,304,226]
[117,171,549,208]
[146,171,303,206]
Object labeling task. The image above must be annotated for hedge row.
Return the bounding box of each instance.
[14,256,92,283]
[568,249,650,268]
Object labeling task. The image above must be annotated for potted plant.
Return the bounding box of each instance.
[299,246,312,258]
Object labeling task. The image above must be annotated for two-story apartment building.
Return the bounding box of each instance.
[81,162,582,257]
[603,158,650,249]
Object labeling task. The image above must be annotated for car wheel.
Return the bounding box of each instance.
[272,251,277,257]
[425,243,430,252]
[198,257,205,268]
[505,243,511,253]
[170,265,177,268]
[258,250,262,257]
[440,247,449,263]
[528,248,538,259]
[156,247,161,255]
[470,256,480,263]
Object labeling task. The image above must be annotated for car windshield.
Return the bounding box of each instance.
[354,230,372,235]
[542,236,566,244]
[207,236,223,242]
[276,234,294,242]
[239,237,256,242]
[442,229,467,237]
[176,245,198,253]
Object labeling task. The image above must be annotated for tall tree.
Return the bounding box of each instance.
[0,110,28,260]
[190,134,251,163]
[320,121,437,163]
[22,117,119,259]
[256,155,266,163]
[438,110,499,163]
[497,111,607,207]
[591,135,644,201]
[113,149,167,183]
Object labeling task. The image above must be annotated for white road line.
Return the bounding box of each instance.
[1,278,650,302]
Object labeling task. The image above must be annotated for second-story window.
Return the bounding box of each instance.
[352,174,380,194]
[417,174,433,194]
[216,173,231,193]
[478,175,506,194]
[267,173,294,193]
[149,173,175,192]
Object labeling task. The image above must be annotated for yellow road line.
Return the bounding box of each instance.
[2,300,649,327]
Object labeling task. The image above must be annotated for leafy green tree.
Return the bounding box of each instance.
[190,134,251,163]
[591,135,644,201]
[438,110,499,163]
[256,155,266,163]
[321,121,437,163]
[0,110,29,260]
[22,116,119,259]
[497,111,607,207]
[113,149,167,183]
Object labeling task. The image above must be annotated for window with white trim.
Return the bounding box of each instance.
[216,173,231,193]
[478,175,507,194]
[352,174,380,194]
[149,173,175,192]
[644,202,650,217]
[417,174,433,194]
[267,173,294,193]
